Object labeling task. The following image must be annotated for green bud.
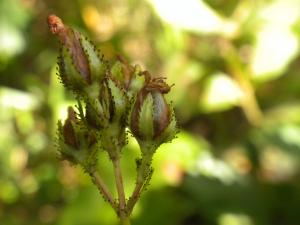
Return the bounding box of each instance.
[130,72,177,152]
[84,77,128,158]
[110,57,133,90]
[110,56,144,97]
[85,77,128,130]
[83,77,128,158]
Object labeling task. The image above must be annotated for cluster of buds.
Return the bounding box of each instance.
[48,15,177,220]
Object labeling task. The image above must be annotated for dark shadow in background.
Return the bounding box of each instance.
[134,174,300,225]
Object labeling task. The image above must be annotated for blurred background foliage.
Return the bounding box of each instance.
[1,0,300,224]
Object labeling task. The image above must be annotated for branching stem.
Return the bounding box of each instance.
[127,179,144,214]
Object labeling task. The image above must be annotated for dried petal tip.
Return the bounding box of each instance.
[47,14,65,34]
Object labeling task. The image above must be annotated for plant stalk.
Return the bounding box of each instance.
[90,170,117,212]
[127,152,153,214]
[120,216,131,225]
[127,179,143,214]
[112,157,127,217]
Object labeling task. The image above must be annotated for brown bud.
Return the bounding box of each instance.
[62,107,79,149]
[48,14,91,84]
[130,72,174,142]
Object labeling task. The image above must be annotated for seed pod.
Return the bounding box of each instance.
[48,15,107,93]
[130,72,177,152]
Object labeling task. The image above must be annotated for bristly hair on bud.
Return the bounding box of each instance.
[48,15,109,95]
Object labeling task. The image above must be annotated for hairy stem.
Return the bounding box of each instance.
[127,179,143,214]
[120,216,131,225]
[127,153,153,214]
[90,170,117,212]
[112,157,127,217]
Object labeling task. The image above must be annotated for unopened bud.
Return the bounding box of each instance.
[130,72,177,152]
[110,56,144,97]
[57,107,98,166]
[48,15,107,93]
[84,77,128,151]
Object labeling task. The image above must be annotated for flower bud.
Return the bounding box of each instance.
[110,56,144,97]
[85,77,128,133]
[110,56,134,90]
[130,72,177,152]
[48,15,107,92]
[57,107,98,166]
[84,77,129,156]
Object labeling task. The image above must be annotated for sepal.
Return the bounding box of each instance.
[58,46,89,92]
[79,37,107,83]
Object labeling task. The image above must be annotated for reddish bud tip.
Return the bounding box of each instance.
[47,14,65,34]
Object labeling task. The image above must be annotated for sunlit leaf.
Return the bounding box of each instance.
[199,73,244,112]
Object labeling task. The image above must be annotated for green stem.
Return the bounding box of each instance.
[89,170,118,212]
[127,152,153,215]
[112,157,127,216]
[120,216,131,225]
